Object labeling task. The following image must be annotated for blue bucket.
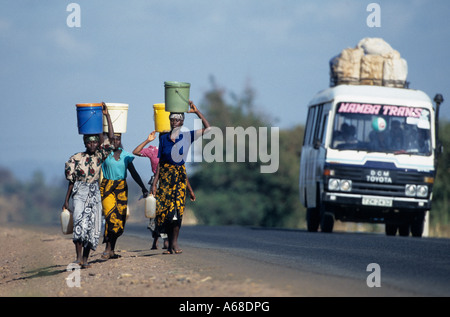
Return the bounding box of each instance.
[76,103,103,135]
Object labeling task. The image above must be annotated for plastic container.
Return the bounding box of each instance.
[144,195,156,218]
[164,81,190,112]
[153,103,171,132]
[61,208,74,235]
[103,103,129,133]
[76,103,103,135]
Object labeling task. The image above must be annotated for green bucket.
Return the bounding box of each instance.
[164,81,191,112]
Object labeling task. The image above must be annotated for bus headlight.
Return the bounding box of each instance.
[416,185,428,197]
[328,178,340,191]
[328,179,352,192]
[340,180,352,192]
[405,184,428,197]
[405,184,416,197]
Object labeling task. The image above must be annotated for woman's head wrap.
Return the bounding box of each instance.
[169,112,185,121]
[83,135,100,143]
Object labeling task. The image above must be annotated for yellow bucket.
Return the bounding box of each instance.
[153,103,171,132]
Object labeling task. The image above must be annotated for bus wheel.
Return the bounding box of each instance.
[411,214,424,237]
[320,212,334,233]
[306,208,320,232]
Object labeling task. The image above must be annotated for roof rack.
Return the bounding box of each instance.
[329,76,409,89]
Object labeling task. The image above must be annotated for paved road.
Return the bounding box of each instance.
[127,224,450,296]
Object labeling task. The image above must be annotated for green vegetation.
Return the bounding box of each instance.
[188,80,305,228]
[0,169,66,224]
[429,122,450,235]
[0,80,449,236]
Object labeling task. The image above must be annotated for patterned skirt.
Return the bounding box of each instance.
[155,163,187,233]
[100,178,128,242]
[72,181,102,250]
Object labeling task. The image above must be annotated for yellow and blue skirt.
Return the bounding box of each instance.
[100,178,128,242]
[155,163,187,233]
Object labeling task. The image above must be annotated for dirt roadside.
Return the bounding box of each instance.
[0,224,294,297]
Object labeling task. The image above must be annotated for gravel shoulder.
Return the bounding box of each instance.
[0,224,294,297]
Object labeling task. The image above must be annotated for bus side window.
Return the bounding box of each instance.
[309,104,326,149]
[313,105,323,142]
[303,106,317,146]
[303,104,328,148]
[319,113,328,145]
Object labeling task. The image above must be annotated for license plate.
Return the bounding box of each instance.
[362,196,393,207]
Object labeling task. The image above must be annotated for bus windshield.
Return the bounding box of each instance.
[331,102,432,155]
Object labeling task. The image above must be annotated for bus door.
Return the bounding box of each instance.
[300,103,329,208]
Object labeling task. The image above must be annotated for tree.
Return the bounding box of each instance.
[0,168,67,224]
[431,121,450,226]
[188,79,306,228]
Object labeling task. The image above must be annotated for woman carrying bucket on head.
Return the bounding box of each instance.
[63,102,115,268]
[133,130,196,250]
[151,100,210,254]
[100,133,149,260]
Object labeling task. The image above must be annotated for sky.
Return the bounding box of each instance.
[1,0,449,183]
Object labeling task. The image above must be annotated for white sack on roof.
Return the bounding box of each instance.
[383,57,408,88]
[357,37,393,56]
[330,47,364,85]
[329,38,408,87]
[360,54,384,86]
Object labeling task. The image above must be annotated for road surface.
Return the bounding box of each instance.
[126,224,450,297]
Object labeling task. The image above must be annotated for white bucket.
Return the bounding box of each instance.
[103,103,129,133]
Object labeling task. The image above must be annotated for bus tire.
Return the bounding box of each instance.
[307,208,320,232]
[320,211,334,233]
[411,214,425,237]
